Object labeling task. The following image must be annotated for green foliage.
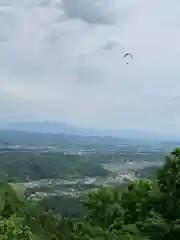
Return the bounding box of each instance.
[121,179,156,224]
[0,152,109,181]
[1,148,180,239]
[38,195,84,218]
[76,148,180,239]
[83,187,123,229]
[157,149,180,221]
[0,182,22,218]
[0,215,34,240]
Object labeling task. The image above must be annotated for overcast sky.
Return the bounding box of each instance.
[0,0,180,132]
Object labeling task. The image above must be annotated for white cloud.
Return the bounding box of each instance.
[0,0,180,132]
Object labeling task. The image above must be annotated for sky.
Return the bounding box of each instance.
[0,0,180,132]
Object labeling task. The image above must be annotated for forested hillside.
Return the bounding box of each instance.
[0,148,180,239]
[0,151,110,181]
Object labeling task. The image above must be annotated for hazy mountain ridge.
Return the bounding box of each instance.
[0,121,180,142]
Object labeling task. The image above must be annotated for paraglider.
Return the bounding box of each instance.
[124,53,133,64]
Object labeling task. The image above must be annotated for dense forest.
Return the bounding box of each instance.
[0,148,180,239]
[0,150,165,182]
[0,152,110,181]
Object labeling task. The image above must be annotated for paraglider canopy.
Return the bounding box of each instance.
[124,53,133,58]
[124,53,133,64]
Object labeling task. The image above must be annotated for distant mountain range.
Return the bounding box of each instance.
[0,121,179,142]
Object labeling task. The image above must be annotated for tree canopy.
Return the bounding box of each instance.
[0,148,180,239]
